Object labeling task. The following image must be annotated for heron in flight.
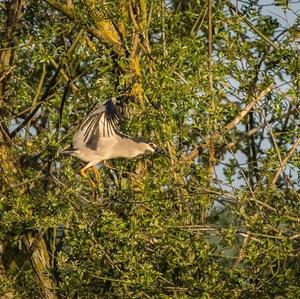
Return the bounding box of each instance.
[65,98,165,184]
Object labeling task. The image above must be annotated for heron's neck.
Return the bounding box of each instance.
[116,138,147,158]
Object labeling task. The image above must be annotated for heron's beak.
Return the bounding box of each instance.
[60,145,76,155]
[155,147,170,157]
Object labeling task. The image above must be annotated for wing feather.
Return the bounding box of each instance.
[73,99,123,150]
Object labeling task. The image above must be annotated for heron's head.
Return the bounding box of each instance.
[61,147,83,160]
[145,142,168,155]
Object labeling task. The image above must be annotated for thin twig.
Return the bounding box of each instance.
[225,0,279,50]
[225,84,273,131]
[0,65,16,82]
[208,0,214,180]
[182,84,274,163]
[10,63,62,138]
[191,5,208,35]
[270,138,300,189]
[208,0,213,92]
[161,0,166,57]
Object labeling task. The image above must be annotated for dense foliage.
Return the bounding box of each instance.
[0,0,299,298]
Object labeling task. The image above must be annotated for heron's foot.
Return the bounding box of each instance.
[80,168,87,178]
[92,166,101,183]
[80,166,100,189]
[89,166,100,189]
[89,179,97,189]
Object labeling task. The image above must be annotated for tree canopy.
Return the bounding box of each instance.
[1,0,300,298]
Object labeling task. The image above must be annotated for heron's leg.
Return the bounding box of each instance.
[92,166,100,182]
[80,167,88,177]
[80,163,100,188]
[80,160,97,178]
[79,166,95,188]
[82,168,97,188]
[89,178,97,189]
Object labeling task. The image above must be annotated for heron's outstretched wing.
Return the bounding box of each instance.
[73,99,123,150]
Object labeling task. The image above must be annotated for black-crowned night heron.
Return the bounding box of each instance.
[65,98,165,182]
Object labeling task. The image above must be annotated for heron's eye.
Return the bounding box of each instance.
[148,142,156,149]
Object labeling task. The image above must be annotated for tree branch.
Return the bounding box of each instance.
[9,63,62,138]
[270,138,300,190]
[225,0,279,50]
[181,84,274,163]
